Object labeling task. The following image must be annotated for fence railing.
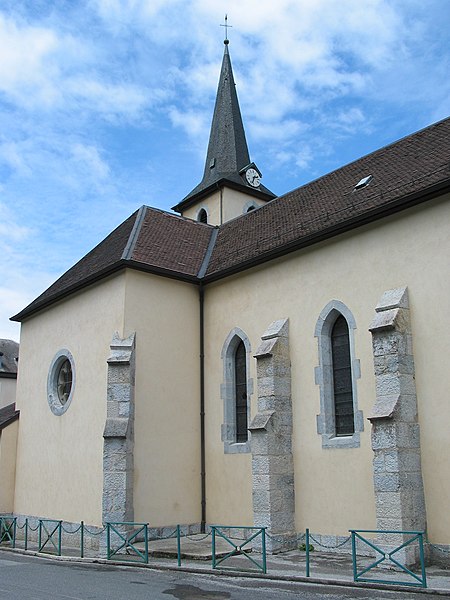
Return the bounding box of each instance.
[350,529,427,588]
[106,522,149,563]
[0,516,105,558]
[0,516,16,546]
[211,526,266,573]
[0,515,434,587]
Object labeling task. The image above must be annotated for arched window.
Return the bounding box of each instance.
[243,201,257,213]
[315,301,363,448]
[331,315,354,436]
[234,340,248,442]
[197,208,208,223]
[221,328,253,453]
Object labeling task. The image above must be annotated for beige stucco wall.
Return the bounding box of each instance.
[0,377,17,409]
[123,270,201,526]
[0,420,19,512]
[182,188,266,225]
[203,194,450,541]
[13,274,126,525]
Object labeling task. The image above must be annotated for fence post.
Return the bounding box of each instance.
[177,525,181,567]
[10,518,16,548]
[80,521,84,558]
[57,521,62,556]
[144,524,149,564]
[350,531,357,582]
[419,533,427,588]
[106,523,111,560]
[38,520,42,552]
[211,527,216,569]
[25,518,28,551]
[261,528,267,574]
[305,528,310,577]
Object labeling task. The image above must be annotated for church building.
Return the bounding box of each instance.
[2,37,450,561]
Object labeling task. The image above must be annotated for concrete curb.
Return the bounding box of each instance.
[1,546,449,596]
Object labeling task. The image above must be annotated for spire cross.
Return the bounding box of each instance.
[220,14,232,42]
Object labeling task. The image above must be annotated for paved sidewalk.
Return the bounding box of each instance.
[147,534,450,594]
[2,534,450,595]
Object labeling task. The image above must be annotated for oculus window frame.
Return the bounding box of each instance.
[47,349,76,416]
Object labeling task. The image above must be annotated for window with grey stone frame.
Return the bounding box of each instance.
[47,349,76,416]
[314,301,363,448]
[220,328,253,454]
[243,201,257,213]
[197,207,209,223]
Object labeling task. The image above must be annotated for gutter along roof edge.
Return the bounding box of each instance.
[11,260,201,322]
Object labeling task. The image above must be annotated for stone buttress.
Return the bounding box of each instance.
[368,287,427,566]
[102,332,136,531]
[249,318,296,553]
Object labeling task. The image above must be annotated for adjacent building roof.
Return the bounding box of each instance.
[172,41,275,213]
[0,339,19,378]
[12,116,450,322]
[0,403,20,430]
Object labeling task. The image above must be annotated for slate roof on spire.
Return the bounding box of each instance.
[172,41,275,212]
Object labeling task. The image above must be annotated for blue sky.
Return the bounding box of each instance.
[1,0,449,341]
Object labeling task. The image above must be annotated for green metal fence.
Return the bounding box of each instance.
[0,516,104,558]
[350,529,427,588]
[211,525,267,573]
[38,519,62,555]
[0,516,16,546]
[106,522,149,563]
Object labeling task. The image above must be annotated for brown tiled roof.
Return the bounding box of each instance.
[12,117,450,321]
[0,403,19,430]
[205,116,450,279]
[130,207,213,276]
[12,207,214,321]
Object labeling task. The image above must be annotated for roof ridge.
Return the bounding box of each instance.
[122,205,147,260]
[197,227,219,278]
[145,204,215,227]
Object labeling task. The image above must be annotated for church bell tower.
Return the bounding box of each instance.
[172,36,275,225]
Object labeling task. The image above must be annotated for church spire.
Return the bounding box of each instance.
[201,38,251,187]
[173,36,275,216]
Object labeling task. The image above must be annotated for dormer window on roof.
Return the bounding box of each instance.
[354,175,373,190]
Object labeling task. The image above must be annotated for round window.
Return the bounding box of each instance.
[47,350,75,415]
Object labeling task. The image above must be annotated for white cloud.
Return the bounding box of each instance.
[168,107,208,138]
[0,202,32,243]
[0,14,63,108]
[71,143,110,180]
[65,78,152,120]
[0,141,32,176]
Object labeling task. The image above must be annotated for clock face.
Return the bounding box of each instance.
[246,168,261,187]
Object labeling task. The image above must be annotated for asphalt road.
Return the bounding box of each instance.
[0,551,443,600]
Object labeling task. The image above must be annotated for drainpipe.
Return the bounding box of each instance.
[199,283,206,532]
